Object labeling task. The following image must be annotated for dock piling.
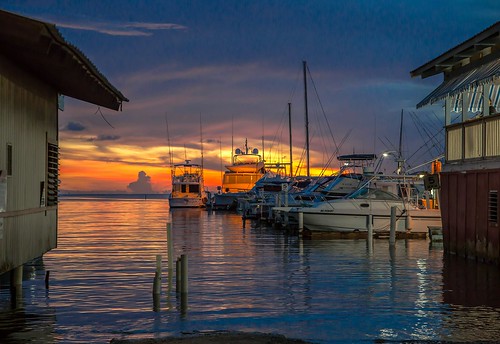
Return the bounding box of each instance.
[153,255,162,295]
[180,254,188,294]
[389,206,397,245]
[367,214,373,254]
[298,211,304,235]
[167,222,174,272]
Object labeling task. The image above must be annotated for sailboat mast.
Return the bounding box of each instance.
[200,114,204,178]
[303,60,310,177]
[165,113,173,171]
[288,102,293,177]
[397,109,404,174]
[231,115,234,164]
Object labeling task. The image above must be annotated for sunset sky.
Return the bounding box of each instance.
[3,1,499,193]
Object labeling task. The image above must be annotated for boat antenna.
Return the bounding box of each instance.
[288,102,293,177]
[200,113,204,179]
[219,136,223,185]
[397,109,404,174]
[262,115,265,163]
[303,60,310,177]
[165,112,173,168]
[231,115,234,164]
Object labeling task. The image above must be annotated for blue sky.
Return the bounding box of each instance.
[2,1,499,191]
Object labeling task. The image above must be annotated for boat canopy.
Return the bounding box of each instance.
[337,154,377,161]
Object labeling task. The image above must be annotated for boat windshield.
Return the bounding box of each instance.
[234,154,261,165]
[347,188,401,201]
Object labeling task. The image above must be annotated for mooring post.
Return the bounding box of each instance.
[167,222,174,272]
[390,206,397,245]
[180,254,188,294]
[153,255,162,295]
[298,211,304,235]
[367,214,373,254]
[176,256,181,292]
[242,202,247,228]
[45,271,50,289]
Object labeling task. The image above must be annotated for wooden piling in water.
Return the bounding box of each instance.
[176,257,181,292]
[367,214,373,254]
[153,255,162,295]
[390,206,396,245]
[298,211,304,234]
[180,254,188,294]
[167,222,173,272]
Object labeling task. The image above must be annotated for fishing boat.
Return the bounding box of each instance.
[211,140,266,210]
[169,159,208,208]
[283,174,441,233]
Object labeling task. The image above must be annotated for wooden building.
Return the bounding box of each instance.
[411,22,500,263]
[0,10,127,280]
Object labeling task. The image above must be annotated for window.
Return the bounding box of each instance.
[7,143,12,176]
[190,184,200,194]
[489,190,498,224]
[47,142,58,206]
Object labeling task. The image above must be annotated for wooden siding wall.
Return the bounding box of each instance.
[446,115,500,162]
[0,54,58,274]
[441,169,500,264]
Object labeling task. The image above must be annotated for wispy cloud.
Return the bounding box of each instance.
[62,121,86,131]
[55,20,187,36]
[85,135,121,142]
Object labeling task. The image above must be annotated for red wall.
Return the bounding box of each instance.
[440,168,500,264]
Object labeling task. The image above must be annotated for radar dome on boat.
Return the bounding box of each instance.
[252,148,259,154]
[235,148,242,154]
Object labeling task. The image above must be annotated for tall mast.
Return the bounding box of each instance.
[231,115,234,164]
[200,114,204,178]
[397,109,404,174]
[303,60,310,177]
[288,102,293,177]
[261,116,265,163]
[165,112,173,168]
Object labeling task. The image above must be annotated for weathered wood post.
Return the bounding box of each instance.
[180,254,188,294]
[390,206,397,245]
[176,257,181,292]
[153,254,162,295]
[298,211,304,235]
[45,271,50,289]
[367,214,373,254]
[242,202,247,228]
[167,222,174,272]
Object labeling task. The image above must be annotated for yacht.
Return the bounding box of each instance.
[169,160,208,208]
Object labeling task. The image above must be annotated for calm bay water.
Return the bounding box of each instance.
[1,197,500,343]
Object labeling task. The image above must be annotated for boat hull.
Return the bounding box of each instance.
[169,196,206,208]
[287,201,441,233]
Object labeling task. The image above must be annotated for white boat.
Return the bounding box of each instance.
[212,141,265,210]
[169,160,208,208]
[285,183,441,233]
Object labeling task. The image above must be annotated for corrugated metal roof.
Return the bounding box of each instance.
[417,58,500,108]
[0,9,128,111]
[411,21,500,79]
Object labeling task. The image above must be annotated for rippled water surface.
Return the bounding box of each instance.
[1,198,500,343]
